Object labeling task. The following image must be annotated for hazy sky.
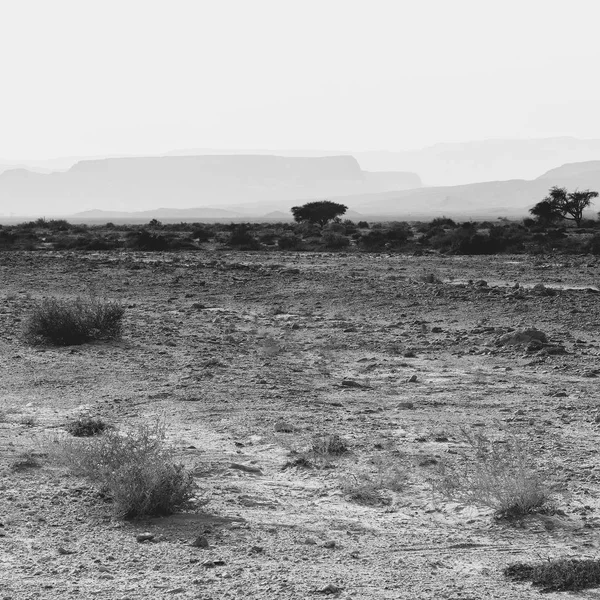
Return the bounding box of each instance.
[2,0,600,159]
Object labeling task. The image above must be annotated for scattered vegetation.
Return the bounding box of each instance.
[504,558,600,592]
[60,421,195,518]
[24,296,124,346]
[65,416,109,437]
[2,207,600,255]
[433,428,554,519]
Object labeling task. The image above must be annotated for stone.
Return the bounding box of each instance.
[191,536,209,548]
[230,463,263,475]
[136,532,155,543]
[496,328,548,346]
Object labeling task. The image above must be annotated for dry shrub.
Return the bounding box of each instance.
[61,421,195,518]
[341,458,407,506]
[505,558,600,592]
[433,428,553,519]
[24,296,124,346]
[65,416,108,437]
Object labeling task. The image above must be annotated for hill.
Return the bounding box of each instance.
[0,155,421,216]
[324,160,600,219]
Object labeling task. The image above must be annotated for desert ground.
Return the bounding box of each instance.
[1,249,600,599]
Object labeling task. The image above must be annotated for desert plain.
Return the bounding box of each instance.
[1,249,600,599]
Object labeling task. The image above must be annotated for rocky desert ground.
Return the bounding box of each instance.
[2,249,600,599]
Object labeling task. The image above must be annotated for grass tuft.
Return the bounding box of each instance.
[24,296,124,346]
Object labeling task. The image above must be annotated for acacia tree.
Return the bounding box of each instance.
[530,186,598,227]
[291,201,348,227]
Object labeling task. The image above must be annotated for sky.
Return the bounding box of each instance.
[1,0,600,160]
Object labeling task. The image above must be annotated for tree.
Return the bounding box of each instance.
[530,186,598,227]
[291,201,347,227]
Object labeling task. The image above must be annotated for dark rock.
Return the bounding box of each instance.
[191,536,209,548]
[230,463,263,475]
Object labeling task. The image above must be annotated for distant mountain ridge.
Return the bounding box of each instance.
[0,154,421,216]
[167,137,600,186]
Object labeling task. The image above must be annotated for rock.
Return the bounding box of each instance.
[341,379,364,388]
[230,463,263,475]
[475,280,488,287]
[532,283,556,296]
[496,328,548,347]
[317,584,343,594]
[323,540,336,549]
[191,536,209,548]
[304,537,318,545]
[57,546,76,555]
[250,545,264,554]
[274,420,296,433]
[397,401,415,409]
[136,532,155,543]
[407,375,418,383]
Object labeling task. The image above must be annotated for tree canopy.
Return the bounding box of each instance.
[530,186,598,227]
[290,201,348,227]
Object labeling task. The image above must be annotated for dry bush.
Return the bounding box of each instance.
[60,421,195,518]
[24,296,124,346]
[505,558,600,592]
[311,434,349,457]
[433,428,553,519]
[65,416,108,437]
[341,458,407,506]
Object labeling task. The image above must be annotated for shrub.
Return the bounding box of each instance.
[277,234,302,250]
[322,231,350,249]
[227,224,260,249]
[66,416,108,437]
[341,458,406,506]
[61,421,195,518]
[312,434,349,457]
[505,558,600,593]
[433,428,553,519]
[128,229,170,251]
[24,296,124,346]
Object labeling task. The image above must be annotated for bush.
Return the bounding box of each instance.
[128,229,170,251]
[277,234,302,250]
[227,224,260,249]
[322,231,350,249]
[24,296,124,346]
[61,421,195,518]
[505,558,600,593]
[433,429,553,519]
[66,416,108,437]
